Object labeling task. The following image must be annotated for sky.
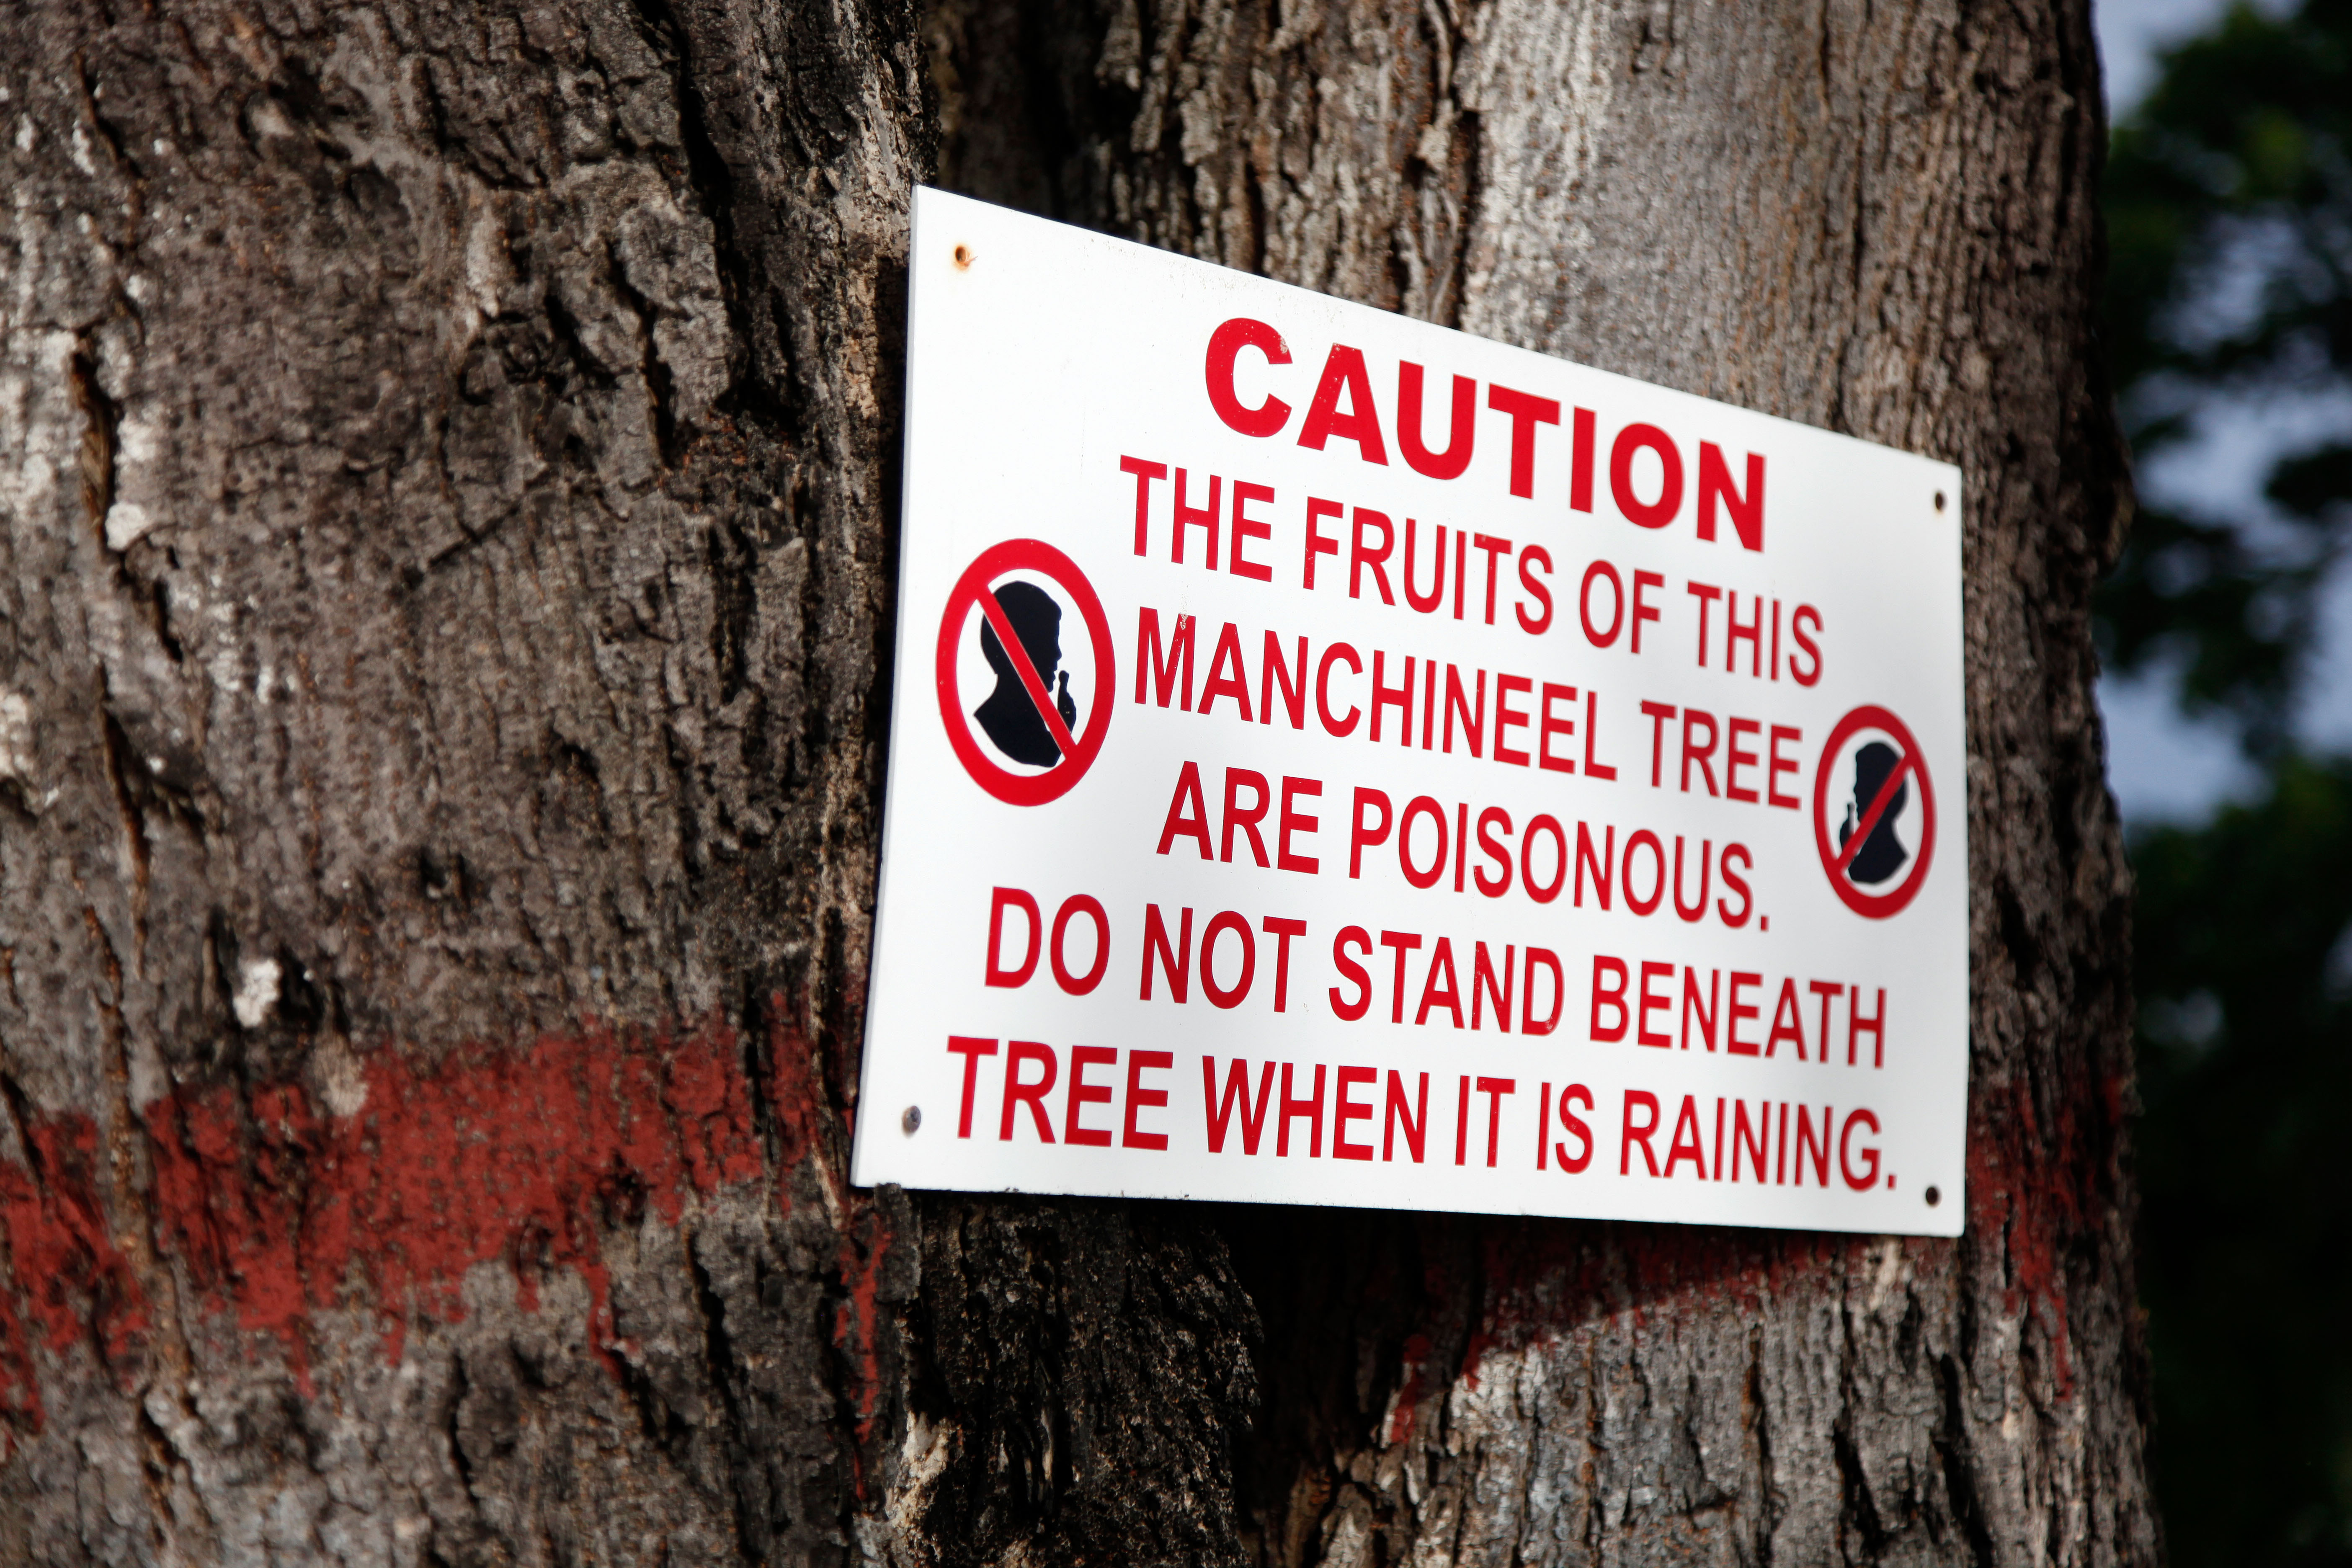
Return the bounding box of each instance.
[2090,0,2352,823]
[2096,0,2243,106]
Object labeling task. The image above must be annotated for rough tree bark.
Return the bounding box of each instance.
[0,0,2148,1564]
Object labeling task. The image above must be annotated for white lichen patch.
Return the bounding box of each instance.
[309,1034,371,1118]
[233,957,282,1029]
[0,691,31,781]
[104,499,155,550]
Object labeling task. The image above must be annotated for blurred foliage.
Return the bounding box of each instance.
[2100,3,2352,1563]
[2133,759,2352,1564]
[2099,0,2351,749]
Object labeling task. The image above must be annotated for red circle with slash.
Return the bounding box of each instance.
[935,540,1116,806]
[1811,704,1937,919]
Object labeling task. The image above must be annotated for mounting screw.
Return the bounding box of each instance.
[953,243,973,269]
[1924,1184,1942,1207]
[1934,490,1947,512]
[903,1105,922,1135]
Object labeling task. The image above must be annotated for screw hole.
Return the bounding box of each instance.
[903,1105,922,1134]
[1933,490,1947,512]
[952,244,972,269]
[1924,1184,1941,1207]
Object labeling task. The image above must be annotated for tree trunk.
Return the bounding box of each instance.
[0,0,2150,1564]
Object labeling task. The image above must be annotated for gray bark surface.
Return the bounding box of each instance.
[0,0,2148,1564]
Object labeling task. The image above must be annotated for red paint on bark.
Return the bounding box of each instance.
[0,1116,152,1434]
[1387,1331,1434,1444]
[763,1005,833,1189]
[142,1018,763,1377]
[1375,1217,1895,1449]
[1968,1081,2082,1397]
[837,1227,894,1451]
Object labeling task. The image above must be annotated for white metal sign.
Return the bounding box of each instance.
[851,188,1967,1235]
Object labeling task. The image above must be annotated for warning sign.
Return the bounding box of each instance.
[854,188,1968,1236]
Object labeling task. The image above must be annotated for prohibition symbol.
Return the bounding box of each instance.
[1811,704,1937,919]
[935,540,1116,806]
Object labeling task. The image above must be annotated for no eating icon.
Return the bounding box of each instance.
[934,539,1117,806]
[1810,704,1938,919]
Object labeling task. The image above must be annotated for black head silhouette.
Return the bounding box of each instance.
[1836,740,1910,885]
[975,582,1078,767]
